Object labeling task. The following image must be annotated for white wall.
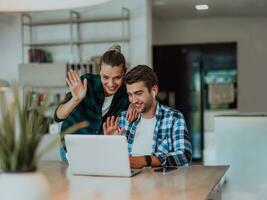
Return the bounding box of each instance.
[153,17,267,113]
[0,0,152,82]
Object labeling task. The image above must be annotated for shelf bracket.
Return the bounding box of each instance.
[21,14,32,63]
[69,10,81,63]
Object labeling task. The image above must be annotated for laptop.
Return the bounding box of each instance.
[65,135,142,177]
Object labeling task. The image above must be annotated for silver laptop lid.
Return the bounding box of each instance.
[65,135,132,177]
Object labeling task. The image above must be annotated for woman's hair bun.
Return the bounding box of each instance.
[108,44,121,53]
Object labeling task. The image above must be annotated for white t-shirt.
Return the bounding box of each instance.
[131,116,156,156]
[102,95,114,116]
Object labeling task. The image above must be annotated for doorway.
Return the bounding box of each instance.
[153,42,237,160]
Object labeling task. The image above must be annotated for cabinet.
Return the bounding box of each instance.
[19,63,66,87]
[203,109,238,165]
[214,115,267,198]
[21,8,130,63]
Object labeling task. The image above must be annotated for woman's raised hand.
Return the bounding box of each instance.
[126,103,138,123]
[66,69,87,103]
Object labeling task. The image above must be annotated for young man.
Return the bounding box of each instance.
[103,65,192,169]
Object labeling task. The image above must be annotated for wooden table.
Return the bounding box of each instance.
[38,161,228,200]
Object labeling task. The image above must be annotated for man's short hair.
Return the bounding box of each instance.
[124,65,158,91]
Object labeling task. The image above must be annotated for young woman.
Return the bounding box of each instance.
[54,45,136,160]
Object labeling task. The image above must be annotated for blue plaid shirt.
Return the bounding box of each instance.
[119,103,192,167]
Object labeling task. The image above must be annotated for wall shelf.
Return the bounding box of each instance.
[24,42,71,47]
[23,38,129,47]
[21,8,130,63]
[22,15,129,27]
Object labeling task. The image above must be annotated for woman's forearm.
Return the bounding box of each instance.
[56,97,81,120]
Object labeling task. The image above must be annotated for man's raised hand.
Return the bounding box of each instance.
[103,116,125,135]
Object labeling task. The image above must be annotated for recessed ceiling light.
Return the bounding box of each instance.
[195,4,209,10]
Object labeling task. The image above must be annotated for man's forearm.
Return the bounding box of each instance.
[56,97,81,120]
[129,155,161,168]
[151,156,161,167]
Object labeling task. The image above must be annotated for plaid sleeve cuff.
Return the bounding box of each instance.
[54,106,65,122]
[153,151,191,167]
[53,92,73,122]
[153,152,168,166]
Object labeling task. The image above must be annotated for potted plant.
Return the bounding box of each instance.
[0,84,87,200]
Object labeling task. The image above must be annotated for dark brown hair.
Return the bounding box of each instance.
[100,44,126,72]
[124,65,158,91]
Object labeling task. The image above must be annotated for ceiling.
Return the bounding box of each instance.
[0,0,110,12]
[152,0,267,19]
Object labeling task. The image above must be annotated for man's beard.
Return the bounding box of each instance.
[134,98,154,114]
